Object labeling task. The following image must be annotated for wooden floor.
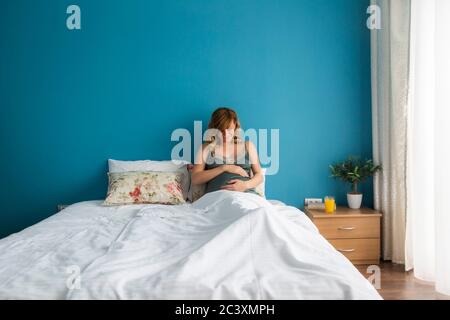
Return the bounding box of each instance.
[356,261,450,300]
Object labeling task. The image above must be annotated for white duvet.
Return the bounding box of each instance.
[0,190,381,300]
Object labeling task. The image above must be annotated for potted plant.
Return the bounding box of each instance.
[329,157,381,209]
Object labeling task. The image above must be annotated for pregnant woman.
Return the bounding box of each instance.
[191,107,263,195]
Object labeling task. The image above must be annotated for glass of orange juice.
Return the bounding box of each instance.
[324,196,336,214]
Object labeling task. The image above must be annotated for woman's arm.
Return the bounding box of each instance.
[191,165,226,186]
[245,141,264,188]
[191,144,221,185]
[244,141,263,188]
[191,144,249,185]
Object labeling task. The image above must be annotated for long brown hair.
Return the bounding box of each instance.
[206,107,241,144]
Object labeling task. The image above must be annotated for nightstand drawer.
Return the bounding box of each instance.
[314,217,380,239]
[328,238,380,262]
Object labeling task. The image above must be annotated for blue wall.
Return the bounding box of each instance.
[0,0,372,238]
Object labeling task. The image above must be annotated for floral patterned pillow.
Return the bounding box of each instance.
[104,171,186,206]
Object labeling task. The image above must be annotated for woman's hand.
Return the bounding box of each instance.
[223,164,249,177]
[221,179,249,192]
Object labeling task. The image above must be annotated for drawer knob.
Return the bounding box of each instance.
[338,226,356,231]
[337,248,355,253]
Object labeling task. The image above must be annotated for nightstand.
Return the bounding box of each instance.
[305,206,382,265]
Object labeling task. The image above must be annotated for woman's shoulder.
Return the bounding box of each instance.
[243,140,256,150]
[199,142,214,150]
[201,142,210,148]
[195,142,214,160]
[201,142,215,157]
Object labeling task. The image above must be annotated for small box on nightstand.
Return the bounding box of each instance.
[304,206,382,265]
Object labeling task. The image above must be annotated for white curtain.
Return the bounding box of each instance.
[371,0,411,263]
[405,0,450,296]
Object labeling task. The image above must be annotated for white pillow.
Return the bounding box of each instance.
[108,159,190,200]
[254,168,267,197]
[108,159,189,173]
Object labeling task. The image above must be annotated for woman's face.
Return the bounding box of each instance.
[222,121,236,142]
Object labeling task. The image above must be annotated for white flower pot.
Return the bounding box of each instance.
[347,193,363,209]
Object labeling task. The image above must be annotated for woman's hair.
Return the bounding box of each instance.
[206,107,241,144]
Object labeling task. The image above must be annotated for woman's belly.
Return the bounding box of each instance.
[205,172,256,194]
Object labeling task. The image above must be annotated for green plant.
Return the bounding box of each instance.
[329,157,382,194]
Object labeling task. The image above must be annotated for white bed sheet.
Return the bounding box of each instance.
[0,190,382,300]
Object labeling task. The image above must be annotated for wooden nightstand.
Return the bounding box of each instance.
[305,206,382,265]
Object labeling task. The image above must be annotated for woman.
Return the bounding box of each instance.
[191,107,263,195]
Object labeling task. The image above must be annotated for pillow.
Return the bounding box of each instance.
[108,159,190,200]
[108,159,189,173]
[253,168,267,198]
[186,164,206,202]
[186,166,266,201]
[104,171,186,206]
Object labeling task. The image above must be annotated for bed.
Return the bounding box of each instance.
[0,190,382,299]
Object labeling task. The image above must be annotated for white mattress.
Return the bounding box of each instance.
[0,190,382,299]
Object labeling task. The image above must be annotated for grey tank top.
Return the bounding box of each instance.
[204,143,258,195]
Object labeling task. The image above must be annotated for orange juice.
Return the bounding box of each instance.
[324,196,335,214]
